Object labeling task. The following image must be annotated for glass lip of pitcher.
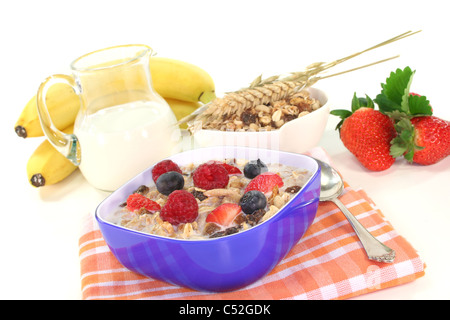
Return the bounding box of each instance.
[70,44,154,72]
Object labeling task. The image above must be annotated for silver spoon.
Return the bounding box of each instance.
[315,158,396,263]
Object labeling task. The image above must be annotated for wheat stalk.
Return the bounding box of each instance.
[179,30,421,128]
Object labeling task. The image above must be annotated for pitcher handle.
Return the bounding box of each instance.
[37,74,81,166]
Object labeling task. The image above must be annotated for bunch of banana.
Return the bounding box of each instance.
[149,57,216,104]
[27,125,78,187]
[16,57,216,187]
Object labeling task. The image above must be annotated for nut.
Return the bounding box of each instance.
[272,109,282,122]
[162,221,175,236]
[274,120,284,128]
[298,111,310,118]
[311,100,321,110]
[255,105,271,113]
[259,115,271,126]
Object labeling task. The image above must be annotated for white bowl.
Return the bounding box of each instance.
[190,87,329,154]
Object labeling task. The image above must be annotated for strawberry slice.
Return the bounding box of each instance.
[206,203,241,226]
[244,172,284,194]
[126,193,161,212]
[208,161,242,175]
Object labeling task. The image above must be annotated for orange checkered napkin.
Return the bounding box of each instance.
[78,147,425,300]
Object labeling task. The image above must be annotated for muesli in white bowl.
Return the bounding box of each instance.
[187,87,329,154]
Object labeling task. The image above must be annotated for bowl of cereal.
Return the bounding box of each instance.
[95,146,321,292]
[189,87,329,154]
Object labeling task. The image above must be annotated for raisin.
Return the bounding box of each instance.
[285,186,301,194]
[191,189,207,201]
[134,185,149,195]
[284,114,298,122]
[296,102,312,112]
[244,209,265,226]
[241,111,257,125]
[233,213,246,225]
[210,226,240,238]
[204,222,220,235]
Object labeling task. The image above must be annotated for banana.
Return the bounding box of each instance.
[15,57,216,138]
[15,83,80,138]
[150,57,216,104]
[165,98,201,129]
[27,126,78,187]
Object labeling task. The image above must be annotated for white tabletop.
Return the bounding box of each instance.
[1,0,449,300]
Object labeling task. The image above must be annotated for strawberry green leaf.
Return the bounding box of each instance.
[375,93,401,113]
[352,93,374,112]
[375,67,415,114]
[331,93,375,131]
[390,138,408,158]
[389,117,422,162]
[364,95,375,109]
[330,109,353,118]
[351,92,360,112]
[408,94,432,115]
[382,67,415,104]
[400,69,415,113]
[384,110,409,121]
[330,109,352,130]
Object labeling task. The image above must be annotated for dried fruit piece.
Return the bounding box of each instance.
[191,189,207,201]
[133,185,149,195]
[285,185,301,194]
[209,226,240,238]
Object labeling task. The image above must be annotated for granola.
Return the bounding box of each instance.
[108,158,311,240]
[190,89,321,132]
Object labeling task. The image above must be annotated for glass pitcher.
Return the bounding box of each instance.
[37,44,181,191]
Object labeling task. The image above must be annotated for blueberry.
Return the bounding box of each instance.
[156,171,185,195]
[243,159,268,179]
[239,190,267,214]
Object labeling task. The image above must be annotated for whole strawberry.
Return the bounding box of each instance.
[331,94,397,171]
[390,116,450,165]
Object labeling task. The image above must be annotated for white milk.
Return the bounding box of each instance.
[74,100,181,191]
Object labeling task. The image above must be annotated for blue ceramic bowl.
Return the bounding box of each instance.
[95,146,321,292]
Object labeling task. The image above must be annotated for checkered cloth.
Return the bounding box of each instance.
[78,147,425,300]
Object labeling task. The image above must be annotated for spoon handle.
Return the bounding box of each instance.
[331,198,396,263]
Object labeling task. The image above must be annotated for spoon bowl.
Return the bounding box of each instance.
[315,158,396,263]
[318,159,345,202]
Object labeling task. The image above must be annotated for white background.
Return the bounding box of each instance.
[1,0,449,299]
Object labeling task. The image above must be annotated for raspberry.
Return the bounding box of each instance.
[151,160,182,183]
[192,162,229,190]
[160,190,198,225]
[208,161,242,175]
[221,163,242,175]
[126,193,161,212]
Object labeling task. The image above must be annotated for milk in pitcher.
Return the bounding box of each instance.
[74,100,181,191]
